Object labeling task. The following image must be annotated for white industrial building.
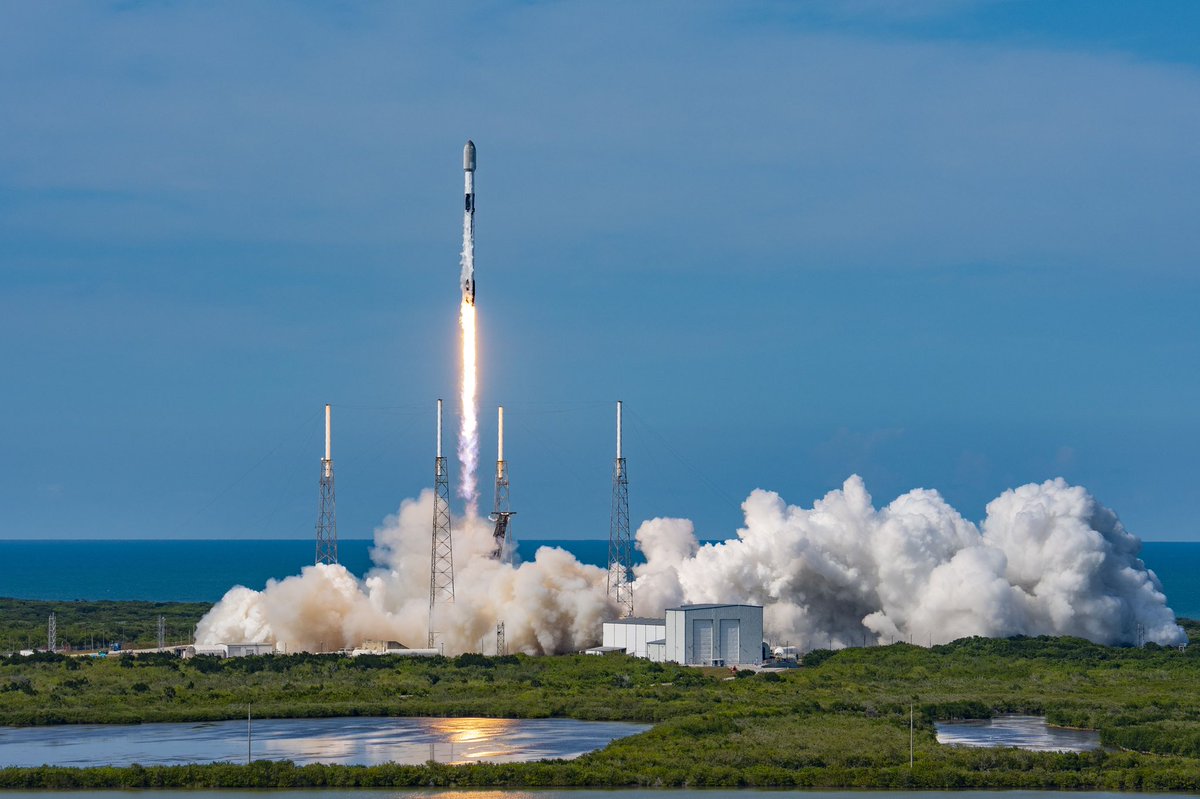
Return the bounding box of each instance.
[665,604,763,666]
[186,642,276,658]
[600,617,667,658]
[593,603,763,667]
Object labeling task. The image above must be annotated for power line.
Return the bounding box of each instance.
[625,407,741,508]
[169,407,323,536]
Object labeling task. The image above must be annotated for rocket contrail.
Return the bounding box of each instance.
[458,141,479,516]
[458,300,478,516]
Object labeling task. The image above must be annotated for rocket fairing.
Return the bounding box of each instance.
[462,140,476,306]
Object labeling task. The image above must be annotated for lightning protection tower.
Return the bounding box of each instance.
[496,621,506,656]
[315,403,338,565]
[47,613,57,653]
[489,406,515,561]
[608,400,633,616]
[429,399,455,647]
[157,615,166,650]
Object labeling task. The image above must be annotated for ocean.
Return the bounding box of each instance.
[1,539,1197,620]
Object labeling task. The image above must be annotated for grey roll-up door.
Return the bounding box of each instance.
[692,619,713,664]
[720,619,740,664]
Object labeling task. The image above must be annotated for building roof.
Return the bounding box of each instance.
[603,617,667,625]
[665,603,764,611]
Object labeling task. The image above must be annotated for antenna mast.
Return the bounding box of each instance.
[607,400,633,616]
[315,403,338,565]
[490,405,515,561]
[429,399,455,647]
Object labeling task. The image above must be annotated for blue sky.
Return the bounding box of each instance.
[2,1,1198,541]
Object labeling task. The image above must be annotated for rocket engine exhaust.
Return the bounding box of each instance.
[458,140,479,516]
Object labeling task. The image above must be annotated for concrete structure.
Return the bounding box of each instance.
[187,642,276,658]
[598,604,764,667]
[601,617,666,658]
[666,604,764,666]
[350,640,439,657]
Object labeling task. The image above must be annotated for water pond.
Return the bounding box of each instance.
[935,714,1101,752]
[0,787,1185,791]
[0,716,650,768]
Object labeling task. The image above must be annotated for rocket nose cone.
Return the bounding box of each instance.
[463,140,476,171]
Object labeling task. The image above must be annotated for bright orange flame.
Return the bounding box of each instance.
[458,299,479,517]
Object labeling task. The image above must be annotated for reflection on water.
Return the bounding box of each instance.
[0,716,649,768]
[1,790,1193,799]
[936,715,1100,752]
[431,716,515,745]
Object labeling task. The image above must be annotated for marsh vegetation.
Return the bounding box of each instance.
[2,620,1200,788]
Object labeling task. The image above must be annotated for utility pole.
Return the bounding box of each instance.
[607,401,633,616]
[910,701,915,768]
[247,704,252,765]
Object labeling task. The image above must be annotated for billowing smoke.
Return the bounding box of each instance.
[196,476,1185,653]
[196,489,615,654]
[634,477,1185,648]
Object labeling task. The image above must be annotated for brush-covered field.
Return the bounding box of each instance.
[0,598,209,653]
[2,615,1200,789]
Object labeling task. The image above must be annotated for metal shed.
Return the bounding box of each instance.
[664,604,764,666]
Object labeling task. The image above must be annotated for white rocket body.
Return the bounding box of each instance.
[462,140,476,305]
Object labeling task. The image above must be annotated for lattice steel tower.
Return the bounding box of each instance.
[47,613,56,653]
[429,399,455,648]
[608,400,633,616]
[489,406,515,561]
[315,403,338,565]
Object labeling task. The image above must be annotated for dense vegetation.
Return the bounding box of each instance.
[0,598,208,653]
[2,623,1200,789]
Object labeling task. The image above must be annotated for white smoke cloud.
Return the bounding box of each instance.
[196,489,617,654]
[196,476,1185,654]
[633,476,1185,648]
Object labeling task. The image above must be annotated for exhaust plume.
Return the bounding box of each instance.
[196,476,1185,654]
[458,298,478,517]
